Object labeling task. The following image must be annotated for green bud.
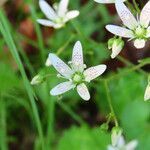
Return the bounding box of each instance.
[31,75,44,85]
[100,123,109,131]
[108,37,116,49]
[108,37,124,59]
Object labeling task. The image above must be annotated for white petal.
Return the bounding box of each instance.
[140,1,150,28]
[106,25,134,38]
[37,19,56,27]
[125,140,138,150]
[117,136,125,147]
[39,0,57,20]
[94,0,126,4]
[65,10,79,21]
[111,129,122,147]
[84,65,107,82]
[144,85,150,101]
[134,39,146,49]
[94,0,116,3]
[107,146,115,150]
[49,53,73,79]
[77,83,90,101]
[72,41,84,71]
[50,81,74,96]
[58,0,69,17]
[115,0,138,29]
[111,41,123,59]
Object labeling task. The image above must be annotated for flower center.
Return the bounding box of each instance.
[134,26,146,38]
[72,73,84,84]
[55,17,64,24]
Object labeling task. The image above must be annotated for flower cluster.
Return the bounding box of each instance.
[106,0,150,56]
[32,0,150,102]
[30,0,150,148]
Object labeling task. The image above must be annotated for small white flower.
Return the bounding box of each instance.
[94,0,126,4]
[37,0,79,29]
[144,78,150,101]
[108,133,138,150]
[106,0,150,49]
[108,37,124,58]
[48,41,107,100]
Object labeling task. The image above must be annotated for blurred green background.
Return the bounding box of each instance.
[0,0,150,149]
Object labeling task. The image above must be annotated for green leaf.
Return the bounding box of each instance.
[57,126,110,150]
[0,62,20,93]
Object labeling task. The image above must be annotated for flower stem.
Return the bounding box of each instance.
[104,80,119,127]
[56,34,75,55]
[108,61,150,81]
[57,100,86,125]
[0,95,8,150]
[0,10,44,149]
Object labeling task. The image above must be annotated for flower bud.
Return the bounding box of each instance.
[31,75,44,85]
[45,57,51,67]
[144,77,150,101]
[108,37,124,59]
[111,127,122,147]
[144,85,150,101]
[100,123,109,131]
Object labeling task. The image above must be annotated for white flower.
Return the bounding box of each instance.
[94,0,126,4]
[106,0,150,49]
[144,80,150,101]
[37,0,79,29]
[108,37,124,58]
[48,41,107,101]
[108,134,138,150]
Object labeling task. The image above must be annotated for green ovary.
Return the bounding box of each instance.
[72,73,84,84]
[134,26,147,38]
[55,17,64,24]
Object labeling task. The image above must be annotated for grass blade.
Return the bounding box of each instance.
[0,9,44,149]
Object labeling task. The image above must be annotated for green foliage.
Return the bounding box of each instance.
[0,0,149,149]
[0,62,20,93]
[57,126,110,150]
